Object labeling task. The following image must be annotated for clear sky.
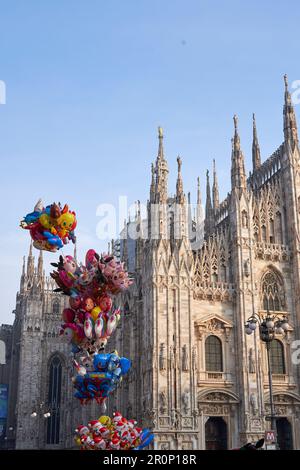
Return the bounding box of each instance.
[0,0,300,324]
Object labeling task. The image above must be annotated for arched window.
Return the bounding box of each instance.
[270,340,285,374]
[205,336,223,372]
[262,226,267,242]
[52,300,60,315]
[275,212,283,244]
[261,271,285,311]
[269,219,275,243]
[47,355,62,445]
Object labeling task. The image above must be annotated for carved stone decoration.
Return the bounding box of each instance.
[244,259,250,277]
[159,390,167,414]
[182,391,190,414]
[160,442,170,450]
[171,409,180,429]
[249,348,256,373]
[182,417,193,428]
[250,393,258,416]
[182,441,193,450]
[182,344,189,371]
[207,319,223,332]
[159,343,166,371]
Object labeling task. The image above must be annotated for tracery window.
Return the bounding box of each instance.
[46,356,62,445]
[261,271,285,311]
[275,212,283,244]
[52,300,60,314]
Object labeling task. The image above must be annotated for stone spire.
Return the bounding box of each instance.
[196,177,203,226]
[196,177,204,247]
[150,162,156,203]
[231,115,246,191]
[212,159,220,210]
[20,256,26,291]
[155,127,169,203]
[27,240,35,277]
[252,113,261,171]
[187,191,193,243]
[135,201,143,271]
[283,74,299,148]
[37,250,43,277]
[176,156,185,204]
[22,255,25,276]
[205,170,213,236]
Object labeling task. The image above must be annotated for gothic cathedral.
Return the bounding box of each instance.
[1,76,300,449]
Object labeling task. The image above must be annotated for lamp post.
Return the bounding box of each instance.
[30,402,51,419]
[245,310,289,441]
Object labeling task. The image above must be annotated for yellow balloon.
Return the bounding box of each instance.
[98,415,111,427]
[39,213,53,229]
[91,306,101,322]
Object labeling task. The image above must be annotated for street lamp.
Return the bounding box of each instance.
[245,310,289,435]
[30,402,51,419]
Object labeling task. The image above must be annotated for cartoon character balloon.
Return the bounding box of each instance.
[74,412,154,450]
[20,200,77,252]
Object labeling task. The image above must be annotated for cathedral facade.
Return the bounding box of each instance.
[1,77,300,449]
[109,77,300,450]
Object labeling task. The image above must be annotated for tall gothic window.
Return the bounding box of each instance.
[275,212,283,244]
[205,335,223,372]
[270,340,285,374]
[52,300,60,314]
[269,219,275,243]
[262,225,267,242]
[47,355,62,445]
[261,271,284,311]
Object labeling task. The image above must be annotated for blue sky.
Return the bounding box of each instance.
[0,0,300,324]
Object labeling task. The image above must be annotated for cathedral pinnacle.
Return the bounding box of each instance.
[27,240,34,276]
[213,159,219,210]
[176,155,185,204]
[38,250,43,277]
[252,113,261,171]
[155,126,168,203]
[231,115,246,191]
[283,74,299,148]
[205,170,214,236]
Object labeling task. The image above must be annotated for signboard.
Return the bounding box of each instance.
[265,430,276,442]
[265,430,277,450]
[0,384,8,419]
[0,385,8,439]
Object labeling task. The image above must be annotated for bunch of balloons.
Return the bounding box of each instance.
[74,412,154,450]
[51,249,133,297]
[72,351,131,405]
[20,199,76,252]
[20,198,154,449]
[51,251,132,353]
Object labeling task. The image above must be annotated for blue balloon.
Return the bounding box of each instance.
[73,352,131,402]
